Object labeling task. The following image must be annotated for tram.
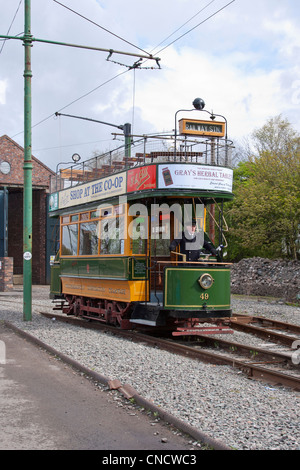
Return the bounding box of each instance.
[49,101,234,336]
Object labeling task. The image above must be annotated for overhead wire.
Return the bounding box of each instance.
[13,0,236,140]
[12,68,130,138]
[33,138,113,152]
[128,0,220,116]
[52,0,151,57]
[153,0,236,56]
[129,0,236,141]
[52,0,237,118]
[149,0,218,54]
[0,0,23,56]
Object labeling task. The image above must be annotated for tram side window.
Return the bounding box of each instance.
[131,216,147,254]
[79,221,99,255]
[61,224,78,256]
[100,216,125,255]
[151,213,171,256]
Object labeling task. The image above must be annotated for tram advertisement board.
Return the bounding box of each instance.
[158,164,233,193]
[53,171,127,210]
[127,164,156,192]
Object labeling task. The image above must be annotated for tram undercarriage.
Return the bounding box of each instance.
[56,288,233,336]
[60,294,133,329]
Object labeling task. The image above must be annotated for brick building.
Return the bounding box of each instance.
[0,135,57,285]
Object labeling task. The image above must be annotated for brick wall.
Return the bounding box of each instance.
[0,258,13,291]
[0,135,54,285]
[0,135,54,188]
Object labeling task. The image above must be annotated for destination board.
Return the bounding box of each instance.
[179,118,225,137]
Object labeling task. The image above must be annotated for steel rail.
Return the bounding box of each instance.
[230,318,300,348]
[190,335,296,366]
[40,312,300,391]
[233,313,300,334]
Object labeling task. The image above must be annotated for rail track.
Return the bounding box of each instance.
[230,313,300,347]
[40,311,300,392]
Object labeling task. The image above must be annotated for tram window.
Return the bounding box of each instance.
[80,212,89,221]
[114,204,124,215]
[131,216,147,255]
[100,216,125,255]
[79,221,99,255]
[61,224,78,256]
[150,238,170,256]
[101,207,112,217]
[150,213,171,256]
[131,238,147,254]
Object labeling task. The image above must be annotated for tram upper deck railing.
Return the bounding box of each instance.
[50,134,234,193]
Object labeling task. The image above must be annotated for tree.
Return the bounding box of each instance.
[225,116,300,260]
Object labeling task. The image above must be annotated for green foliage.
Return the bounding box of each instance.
[224,115,300,260]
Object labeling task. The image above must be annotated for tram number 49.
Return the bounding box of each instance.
[200,293,209,300]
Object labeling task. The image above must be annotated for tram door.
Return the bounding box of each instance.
[149,200,207,300]
[130,213,151,302]
[150,208,175,300]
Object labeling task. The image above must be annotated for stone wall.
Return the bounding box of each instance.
[231,257,300,302]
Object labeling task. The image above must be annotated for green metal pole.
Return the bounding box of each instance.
[123,123,131,168]
[23,0,32,321]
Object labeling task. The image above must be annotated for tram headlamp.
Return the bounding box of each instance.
[72,153,81,163]
[198,273,214,290]
[193,97,205,110]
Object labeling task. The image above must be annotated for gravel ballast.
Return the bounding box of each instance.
[0,287,300,450]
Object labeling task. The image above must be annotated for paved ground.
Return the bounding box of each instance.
[0,321,199,451]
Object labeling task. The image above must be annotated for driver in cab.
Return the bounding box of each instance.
[169,219,220,262]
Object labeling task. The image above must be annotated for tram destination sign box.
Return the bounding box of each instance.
[179,118,225,138]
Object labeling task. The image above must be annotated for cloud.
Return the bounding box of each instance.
[0,79,7,105]
[0,0,300,169]
[122,45,285,143]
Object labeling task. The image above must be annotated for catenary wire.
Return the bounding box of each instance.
[149,0,218,54]
[153,0,236,56]
[12,68,130,138]
[12,0,236,139]
[52,0,151,57]
[0,0,23,56]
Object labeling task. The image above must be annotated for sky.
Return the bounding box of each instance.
[0,0,300,171]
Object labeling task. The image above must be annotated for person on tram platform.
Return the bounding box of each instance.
[169,219,221,262]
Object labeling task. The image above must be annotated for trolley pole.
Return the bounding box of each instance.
[123,123,131,168]
[23,0,33,321]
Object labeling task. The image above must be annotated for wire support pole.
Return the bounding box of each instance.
[23,0,32,321]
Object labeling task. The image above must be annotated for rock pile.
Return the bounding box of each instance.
[230,257,300,302]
